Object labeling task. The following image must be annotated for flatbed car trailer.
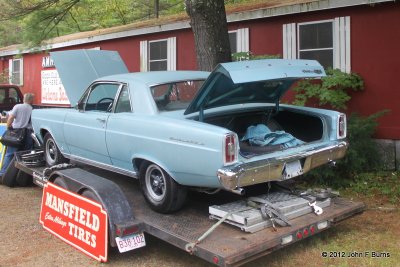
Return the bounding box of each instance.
[14,150,365,266]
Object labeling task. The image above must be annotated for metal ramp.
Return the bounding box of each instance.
[209,191,331,233]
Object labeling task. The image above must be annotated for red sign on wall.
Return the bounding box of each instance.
[40,182,108,262]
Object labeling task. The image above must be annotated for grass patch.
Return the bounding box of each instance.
[342,171,400,205]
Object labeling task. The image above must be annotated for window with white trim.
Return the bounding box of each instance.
[8,58,23,85]
[149,39,168,71]
[298,20,334,69]
[229,28,249,53]
[140,37,176,71]
[283,17,351,72]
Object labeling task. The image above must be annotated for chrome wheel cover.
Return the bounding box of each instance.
[145,164,166,202]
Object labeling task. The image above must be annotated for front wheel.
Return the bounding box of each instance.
[44,133,67,166]
[139,162,187,213]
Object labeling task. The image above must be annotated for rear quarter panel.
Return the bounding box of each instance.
[106,113,230,187]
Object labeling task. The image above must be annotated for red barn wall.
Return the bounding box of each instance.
[1,2,399,139]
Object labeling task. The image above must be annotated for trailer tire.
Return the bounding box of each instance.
[1,157,18,187]
[139,162,187,213]
[44,133,67,166]
[16,170,33,187]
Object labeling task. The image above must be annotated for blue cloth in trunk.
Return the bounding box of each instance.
[241,124,304,148]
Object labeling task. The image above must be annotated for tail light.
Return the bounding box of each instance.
[337,113,347,139]
[224,133,238,165]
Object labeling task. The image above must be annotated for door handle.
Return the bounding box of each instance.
[96,118,106,123]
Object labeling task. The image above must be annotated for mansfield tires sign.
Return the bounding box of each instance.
[40,182,108,262]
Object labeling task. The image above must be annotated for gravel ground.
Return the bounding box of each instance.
[1,183,398,267]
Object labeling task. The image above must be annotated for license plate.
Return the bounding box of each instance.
[115,232,146,253]
[283,160,303,179]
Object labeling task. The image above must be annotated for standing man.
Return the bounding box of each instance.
[0,93,34,177]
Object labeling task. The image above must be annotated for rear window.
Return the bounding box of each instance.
[151,80,205,111]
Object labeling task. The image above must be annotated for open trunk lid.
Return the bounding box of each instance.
[184,59,325,115]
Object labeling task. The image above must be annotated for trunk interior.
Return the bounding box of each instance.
[202,108,324,155]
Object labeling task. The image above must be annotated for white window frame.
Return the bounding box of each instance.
[229,28,249,53]
[140,37,176,72]
[8,58,23,86]
[283,16,351,72]
[297,19,335,68]
[149,38,168,71]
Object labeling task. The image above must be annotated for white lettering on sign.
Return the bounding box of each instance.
[42,56,55,68]
[45,192,100,232]
[44,192,99,248]
[40,182,108,262]
[41,70,70,105]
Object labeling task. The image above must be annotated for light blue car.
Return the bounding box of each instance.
[32,50,348,213]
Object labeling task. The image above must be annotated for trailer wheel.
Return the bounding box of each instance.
[44,133,67,166]
[16,170,33,187]
[1,157,18,187]
[139,162,187,213]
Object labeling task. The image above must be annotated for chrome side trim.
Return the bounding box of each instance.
[217,141,348,191]
[64,154,138,178]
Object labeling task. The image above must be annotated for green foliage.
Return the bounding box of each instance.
[232,51,280,61]
[0,68,9,83]
[292,68,364,110]
[305,111,388,187]
[0,0,185,46]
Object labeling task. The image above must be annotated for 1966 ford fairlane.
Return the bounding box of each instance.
[32,50,347,213]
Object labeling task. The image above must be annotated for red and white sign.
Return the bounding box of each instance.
[41,70,70,105]
[40,182,108,262]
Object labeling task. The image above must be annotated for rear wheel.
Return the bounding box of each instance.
[44,133,67,166]
[139,162,187,213]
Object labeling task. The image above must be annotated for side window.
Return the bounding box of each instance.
[0,88,6,103]
[85,83,120,112]
[9,88,21,103]
[115,86,132,113]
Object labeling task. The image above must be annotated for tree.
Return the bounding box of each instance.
[185,0,231,71]
[0,0,183,46]
[0,0,232,71]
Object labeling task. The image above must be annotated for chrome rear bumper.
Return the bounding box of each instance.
[217,141,348,192]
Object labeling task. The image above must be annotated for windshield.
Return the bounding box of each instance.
[151,80,205,111]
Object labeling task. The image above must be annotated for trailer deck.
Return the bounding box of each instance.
[15,153,365,266]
